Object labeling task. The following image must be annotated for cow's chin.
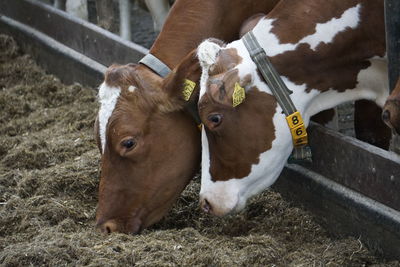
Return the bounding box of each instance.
[207,172,285,217]
[199,189,250,217]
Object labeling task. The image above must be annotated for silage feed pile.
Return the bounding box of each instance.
[0,34,398,266]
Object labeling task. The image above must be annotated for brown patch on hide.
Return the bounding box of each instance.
[199,87,277,181]
[209,48,243,76]
[270,0,385,93]
[269,0,360,44]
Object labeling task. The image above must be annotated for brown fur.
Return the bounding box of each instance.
[95,0,280,233]
[199,0,387,183]
[383,78,400,134]
[150,0,279,67]
[270,1,385,93]
[162,49,201,102]
[97,64,201,233]
[199,88,277,180]
[270,0,391,148]
[270,1,358,44]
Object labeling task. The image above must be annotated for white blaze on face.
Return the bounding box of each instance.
[199,127,240,215]
[197,3,377,216]
[98,82,121,153]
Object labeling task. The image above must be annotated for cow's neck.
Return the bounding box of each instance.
[250,0,386,125]
[150,0,278,68]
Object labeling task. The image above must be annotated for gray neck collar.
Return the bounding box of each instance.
[139,54,171,78]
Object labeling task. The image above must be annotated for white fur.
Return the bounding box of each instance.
[98,82,121,153]
[301,4,360,50]
[198,4,388,215]
[128,85,136,93]
[198,40,221,67]
[252,4,361,56]
[198,40,222,98]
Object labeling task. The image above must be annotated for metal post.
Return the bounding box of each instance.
[119,0,131,40]
[385,0,400,92]
[385,0,400,153]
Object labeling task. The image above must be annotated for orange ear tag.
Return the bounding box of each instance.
[232,82,245,107]
[182,79,196,101]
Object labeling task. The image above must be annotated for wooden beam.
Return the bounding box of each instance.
[275,164,400,260]
[0,15,105,87]
[0,0,148,67]
[302,123,400,211]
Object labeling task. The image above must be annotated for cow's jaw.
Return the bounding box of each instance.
[200,107,294,216]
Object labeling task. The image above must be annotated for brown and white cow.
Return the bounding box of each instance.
[95,0,279,234]
[196,0,388,216]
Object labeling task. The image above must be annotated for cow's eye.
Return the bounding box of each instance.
[121,138,136,150]
[207,113,223,128]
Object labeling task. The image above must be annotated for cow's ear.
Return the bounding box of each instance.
[104,63,137,88]
[207,72,251,108]
[162,49,201,102]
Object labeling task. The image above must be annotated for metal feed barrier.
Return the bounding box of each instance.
[1,0,399,260]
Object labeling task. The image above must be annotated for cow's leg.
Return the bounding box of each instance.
[354,100,391,149]
[96,0,118,32]
[145,0,170,32]
[119,0,131,40]
[66,0,89,21]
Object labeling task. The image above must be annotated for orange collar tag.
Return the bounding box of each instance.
[285,111,308,147]
[182,79,196,101]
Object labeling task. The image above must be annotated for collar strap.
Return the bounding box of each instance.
[139,54,172,78]
[242,31,312,162]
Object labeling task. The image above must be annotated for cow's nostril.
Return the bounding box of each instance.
[201,198,212,213]
[97,219,118,234]
[382,109,390,122]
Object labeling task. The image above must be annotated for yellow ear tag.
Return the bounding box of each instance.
[182,79,196,101]
[285,111,308,147]
[232,82,245,107]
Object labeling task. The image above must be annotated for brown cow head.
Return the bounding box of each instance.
[95,54,201,234]
[382,78,400,135]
